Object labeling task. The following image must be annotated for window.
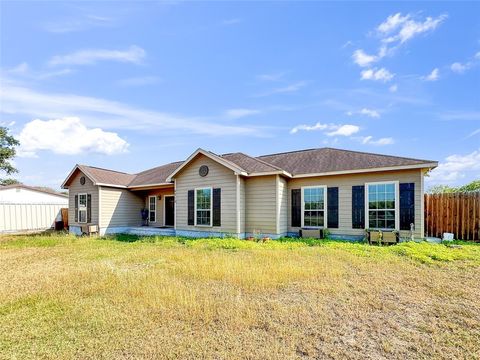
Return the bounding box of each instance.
[302,186,326,227]
[195,187,212,226]
[366,182,398,229]
[149,196,156,222]
[78,193,87,223]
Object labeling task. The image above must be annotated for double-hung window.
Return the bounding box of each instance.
[302,186,327,227]
[78,193,87,223]
[366,182,398,230]
[195,187,212,226]
[149,196,156,222]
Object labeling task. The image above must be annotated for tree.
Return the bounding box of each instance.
[428,180,480,193]
[0,178,21,186]
[0,127,20,181]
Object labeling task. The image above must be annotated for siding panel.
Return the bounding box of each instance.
[175,154,238,233]
[100,187,144,227]
[287,169,423,237]
[68,171,99,226]
[245,175,277,234]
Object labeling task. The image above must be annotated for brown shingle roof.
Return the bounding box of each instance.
[78,165,136,187]
[65,147,436,189]
[129,161,183,187]
[221,152,282,173]
[257,148,436,176]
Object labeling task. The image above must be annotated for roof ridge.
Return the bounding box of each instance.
[79,164,134,176]
[235,152,285,171]
[134,160,184,176]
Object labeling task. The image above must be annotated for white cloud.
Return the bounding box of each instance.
[360,108,380,118]
[427,149,480,184]
[290,122,329,134]
[377,13,410,34]
[451,62,468,74]
[290,122,359,136]
[361,136,394,145]
[17,117,129,156]
[0,82,260,137]
[5,62,73,80]
[466,128,480,139]
[361,68,394,82]
[347,108,381,118]
[117,76,160,87]
[225,108,260,119]
[48,46,145,66]
[327,124,360,137]
[389,84,398,93]
[380,13,447,44]
[424,68,439,81]
[352,49,379,67]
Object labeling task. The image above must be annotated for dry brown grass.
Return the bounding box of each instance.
[0,233,479,359]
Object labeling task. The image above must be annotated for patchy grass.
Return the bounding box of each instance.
[0,233,479,359]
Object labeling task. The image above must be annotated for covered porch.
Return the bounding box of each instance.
[130,184,175,229]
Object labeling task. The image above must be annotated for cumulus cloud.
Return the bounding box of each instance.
[327,124,360,137]
[427,148,480,184]
[352,49,380,67]
[347,108,381,118]
[424,68,439,81]
[48,45,145,66]
[17,117,129,157]
[361,68,394,82]
[451,62,468,74]
[379,13,447,44]
[290,122,359,136]
[389,84,398,92]
[361,136,395,145]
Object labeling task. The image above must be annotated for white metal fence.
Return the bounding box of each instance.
[0,203,65,233]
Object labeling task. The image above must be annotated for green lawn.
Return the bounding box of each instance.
[1,233,479,359]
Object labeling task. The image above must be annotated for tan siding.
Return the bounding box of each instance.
[175,154,237,233]
[238,176,246,233]
[99,187,144,227]
[245,175,277,234]
[143,188,175,227]
[277,176,288,234]
[68,171,99,226]
[287,169,423,237]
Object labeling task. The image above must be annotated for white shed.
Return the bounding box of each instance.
[0,184,69,233]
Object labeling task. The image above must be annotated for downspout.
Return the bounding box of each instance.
[236,175,241,238]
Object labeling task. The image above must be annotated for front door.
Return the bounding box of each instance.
[164,196,175,227]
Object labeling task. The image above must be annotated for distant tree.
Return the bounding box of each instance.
[457,180,480,192]
[0,178,21,186]
[0,126,20,184]
[428,180,480,193]
[427,184,457,194]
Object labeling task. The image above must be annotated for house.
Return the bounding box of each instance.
[0,184,68,233]
[61,147,438,240]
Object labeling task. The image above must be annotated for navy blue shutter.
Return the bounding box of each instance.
[212,188,221,226]
[187,190,194,225]
[327,187,339,228]
[352,185,365,229]
[291,189,301,227]
[87,194,91,223]
[74,195,78,222]
[400,183,415,230]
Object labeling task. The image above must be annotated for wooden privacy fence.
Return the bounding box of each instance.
[0,204,67,233]
[424,192,480,241]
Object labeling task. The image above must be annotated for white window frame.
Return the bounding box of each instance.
[78,193,87,224]
[194,187,213,227]
[163,195,175,227]
[365,181,399,230]
[301,185,327,228]
[148,196,157,223]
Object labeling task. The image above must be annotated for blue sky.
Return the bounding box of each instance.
[0,1,479,190]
